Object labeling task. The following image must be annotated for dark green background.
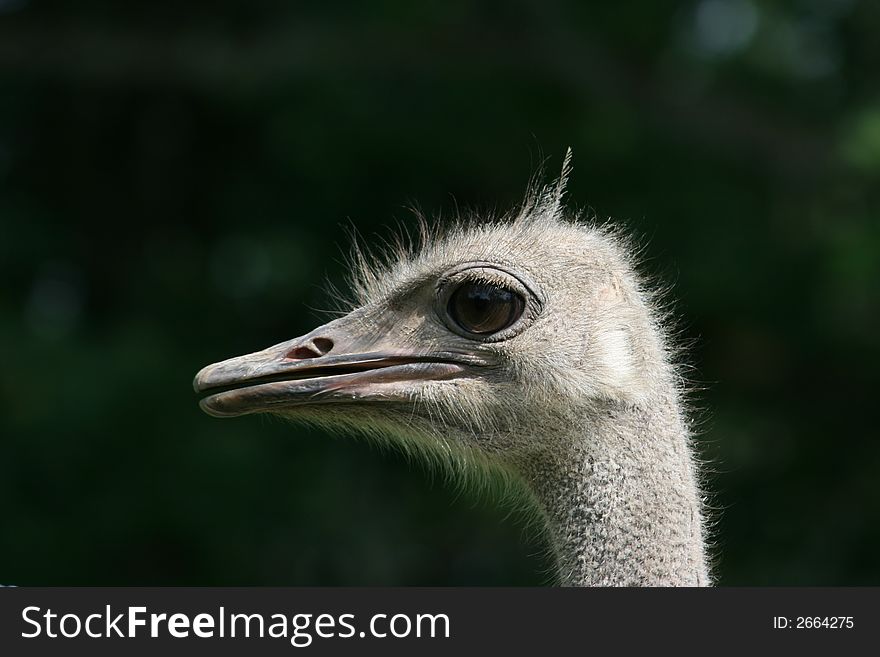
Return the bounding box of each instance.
[1,0,878,585]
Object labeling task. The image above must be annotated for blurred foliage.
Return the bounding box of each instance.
[1,0,878,585]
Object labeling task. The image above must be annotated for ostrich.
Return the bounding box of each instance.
[193,164,711,586]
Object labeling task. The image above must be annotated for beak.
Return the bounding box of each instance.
[193,315,477,418]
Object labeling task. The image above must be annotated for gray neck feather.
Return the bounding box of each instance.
[516,393,709,587]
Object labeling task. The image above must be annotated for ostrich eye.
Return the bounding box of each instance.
[447,281,525,336]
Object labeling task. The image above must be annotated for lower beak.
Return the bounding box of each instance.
[193,338,468,418]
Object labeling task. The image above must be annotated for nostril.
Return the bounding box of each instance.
[287,337,334,360]
[289,346,319,359]
[313,337,333,355]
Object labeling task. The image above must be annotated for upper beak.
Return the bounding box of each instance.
[193,316,476,418]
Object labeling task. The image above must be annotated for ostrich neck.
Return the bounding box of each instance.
[517,394,709,586]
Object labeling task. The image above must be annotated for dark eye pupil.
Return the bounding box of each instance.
[448,282,525,336]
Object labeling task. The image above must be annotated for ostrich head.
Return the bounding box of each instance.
[195,183,662,474]
[194,165,708,586]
